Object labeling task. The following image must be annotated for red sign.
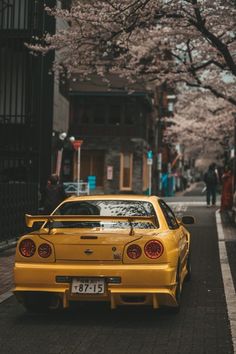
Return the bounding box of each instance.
[72,140,83,150]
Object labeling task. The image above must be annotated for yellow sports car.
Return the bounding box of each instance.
[14,195,194,312]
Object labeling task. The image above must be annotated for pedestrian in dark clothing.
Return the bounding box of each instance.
[42,174,67,214]
[203,163,218,207]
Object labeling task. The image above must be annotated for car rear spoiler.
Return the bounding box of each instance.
[25,214,156,228]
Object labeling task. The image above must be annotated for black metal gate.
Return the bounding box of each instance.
[0,1,56,242]
[0,182,39,242]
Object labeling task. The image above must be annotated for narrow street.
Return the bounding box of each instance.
[1,2,235,353]
[0,184,235,354]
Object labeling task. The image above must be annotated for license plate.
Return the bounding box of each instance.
[71,278,105,294]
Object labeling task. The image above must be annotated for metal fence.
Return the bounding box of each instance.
[0,0,44,31]
[0,182,39,243]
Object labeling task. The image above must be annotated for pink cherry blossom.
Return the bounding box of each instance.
[27,0,236,162]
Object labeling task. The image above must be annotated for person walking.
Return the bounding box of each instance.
[220,166,233,212]
[42,174,67,214]
[203,163,218,207]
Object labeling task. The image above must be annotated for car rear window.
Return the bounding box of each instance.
[51,200,159,229]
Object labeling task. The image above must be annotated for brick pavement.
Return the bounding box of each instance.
[0,248,15,295]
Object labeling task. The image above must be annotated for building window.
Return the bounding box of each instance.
[124,103,136,125]
[120,153,133,190]
[78,104,91,124]
[94,104,106,124]
[109,105,121,125]
[75,100,92,124]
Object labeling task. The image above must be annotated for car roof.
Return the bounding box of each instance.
[64,195,161,203]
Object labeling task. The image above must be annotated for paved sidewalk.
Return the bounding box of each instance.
[220,210,236,293]
[0,248,15,296]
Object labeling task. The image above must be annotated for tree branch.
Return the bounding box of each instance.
[190,0,236,76]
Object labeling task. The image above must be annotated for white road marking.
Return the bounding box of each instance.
[170,204,188,213]
[168,201,206,205]
[0,290,13,304]
[216,210,236,353]
[168,201,220,207]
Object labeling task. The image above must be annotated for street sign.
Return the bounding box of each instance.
[147,158,153,165]
[72,140,83,150]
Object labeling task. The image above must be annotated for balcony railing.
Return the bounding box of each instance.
[63,182,90,196]
[0,0,44,32]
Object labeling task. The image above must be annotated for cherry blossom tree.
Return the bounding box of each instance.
[30,1,236,102]
[28,0,236,162]
[164,88,234,161]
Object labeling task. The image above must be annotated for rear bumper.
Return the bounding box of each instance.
[14,262,179,309]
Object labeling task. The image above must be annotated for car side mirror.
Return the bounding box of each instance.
[181,216,195,224]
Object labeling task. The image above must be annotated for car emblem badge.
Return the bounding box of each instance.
[113,253,122,260]
[84,249,93,255]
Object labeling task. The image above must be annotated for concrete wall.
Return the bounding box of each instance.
[53,1,69,134]
[53,77,69,133]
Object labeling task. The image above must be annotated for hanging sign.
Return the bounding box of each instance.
[107,166,113,180]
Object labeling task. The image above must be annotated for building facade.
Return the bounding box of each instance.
[59,77,155,194]
[0,0,56,241]
[0,0,55,187]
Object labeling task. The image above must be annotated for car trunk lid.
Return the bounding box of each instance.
[26,214,156,262]
[39,230,143,261]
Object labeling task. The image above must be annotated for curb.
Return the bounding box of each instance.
[216,210,236,353]
[0,239,17,253]
[0,291,13,304]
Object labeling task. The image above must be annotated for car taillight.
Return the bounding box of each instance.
[127,244,142,259]
[144,240,164,259]
[19,239,36,257]
[38,243,52,258]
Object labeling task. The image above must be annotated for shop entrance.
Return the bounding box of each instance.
[81,150,105,187]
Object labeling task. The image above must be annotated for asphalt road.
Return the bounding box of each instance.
[0,192,234,354]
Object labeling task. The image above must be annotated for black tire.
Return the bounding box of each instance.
[174,268,181,310]
[169,262,181,314]
[185,251,192,282]
[23,292,53,313]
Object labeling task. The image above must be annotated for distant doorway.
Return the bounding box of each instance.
[81,150,105,187]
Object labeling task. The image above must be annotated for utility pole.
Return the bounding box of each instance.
[147,150,153,195]
[71,140,83,195]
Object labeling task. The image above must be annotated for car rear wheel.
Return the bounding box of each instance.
[169,262,181,314]
[22,292,60,313]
